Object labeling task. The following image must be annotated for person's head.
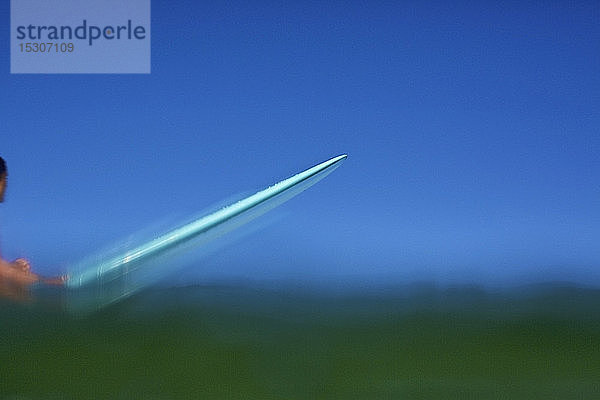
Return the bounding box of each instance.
[0,157,6,203]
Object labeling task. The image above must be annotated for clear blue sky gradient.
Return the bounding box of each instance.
[1,1,599,286]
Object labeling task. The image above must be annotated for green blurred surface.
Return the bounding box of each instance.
[1,283,599,399]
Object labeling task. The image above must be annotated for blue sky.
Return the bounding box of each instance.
[1,1,599,287]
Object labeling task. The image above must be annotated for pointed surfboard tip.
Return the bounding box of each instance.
[312,154,347,175]
[330,154,348,164]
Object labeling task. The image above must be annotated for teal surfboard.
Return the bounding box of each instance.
[65,154,346,311]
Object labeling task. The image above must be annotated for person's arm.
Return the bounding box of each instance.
[0,256,17,270]
[0,257,11,270]
[0,257,40,285]
[0,255,64,286]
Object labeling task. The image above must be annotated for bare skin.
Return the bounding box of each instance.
[0,171,5,203]
[0,171,67,290]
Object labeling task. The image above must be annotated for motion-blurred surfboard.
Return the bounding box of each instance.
[65,154,346,311]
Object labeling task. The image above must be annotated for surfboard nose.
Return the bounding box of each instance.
[310,154,347,176]
[328,154,348,167]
